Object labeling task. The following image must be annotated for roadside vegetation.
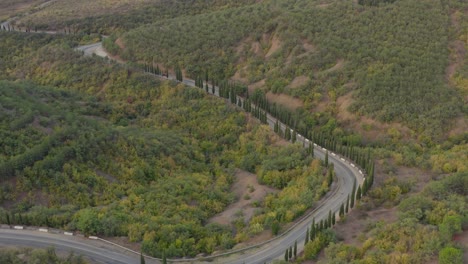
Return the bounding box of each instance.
[0,0,467,262]
[0,247,87,264]
[0,32,332,258]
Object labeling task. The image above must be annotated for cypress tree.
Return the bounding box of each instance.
[332,211,336,225]
[162,252,167,264]
[274,120,279,133]
[356,185,362,200]
[350,180,356,208]
[362,178,368,196]
[345,195,349,213]
[319,220,323,230]
[339,203,344,217]
[328,210,332,227]
[325,151,329,167]
[327,167,333,187]
[288,246,292,259]
[285,128,291,140]
[292,130,297,143]
[140,252,145,264]
[305,227,309,245]
[284,249,288,261]
[310,223,315,241]
[294,241,297,258]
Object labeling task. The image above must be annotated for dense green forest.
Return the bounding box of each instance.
[0,32,332,258]
[105,0,464,140]
[1,0,467,262]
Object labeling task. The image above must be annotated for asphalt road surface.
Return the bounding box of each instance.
[0,42,364,264]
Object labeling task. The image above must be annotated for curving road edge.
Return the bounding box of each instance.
[0,41,365,264]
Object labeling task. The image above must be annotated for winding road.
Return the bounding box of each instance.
[2,37,365,263]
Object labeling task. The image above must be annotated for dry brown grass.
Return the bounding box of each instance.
[266,92,304,110]
[208,169,278,226]
[265,34,281,58]
[288,75,309,89]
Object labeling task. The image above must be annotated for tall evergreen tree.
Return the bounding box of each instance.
[339,203,344,217]
[328,210,332,227]
[294,240,297,258]
[345,195,349,213]
[356,185,362,200]
[285,249,289,261]
[350,180,356,208]
[140,252,145,264]
[332,211,336,225]
[305,227,309,245]
[325,151,329,167]
[288,246,292,259]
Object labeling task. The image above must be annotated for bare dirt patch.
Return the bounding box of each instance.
[209,169,278,226]
[333,207,397,247]
[232,65,249,83]
[266,92,303,111]
[251,41,263,57]
[288,75,309,89]
[247,79,265,94]
[448,116,468,137]
[453,229,468,263]
[320,59,345,74]
[446,40,466,81]
[394,166,433,193]
[316,3,331,8]
[302,40,316,53]
[265,35,281,58]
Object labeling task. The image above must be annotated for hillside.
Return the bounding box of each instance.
[1,0,467,263]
